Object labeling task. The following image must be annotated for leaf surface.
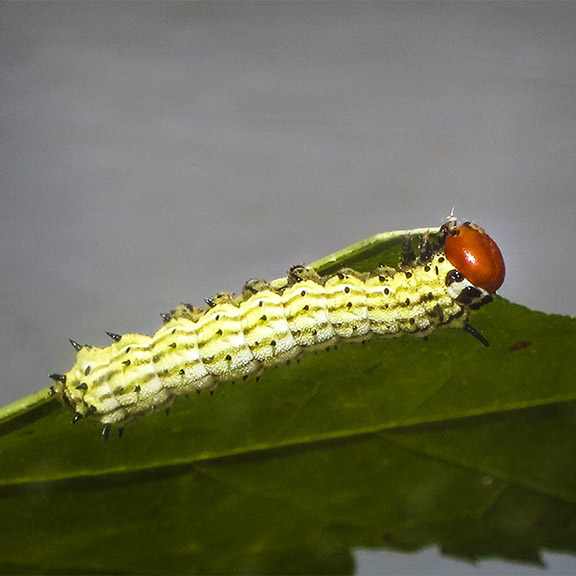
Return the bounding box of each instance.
[0,228,574,574]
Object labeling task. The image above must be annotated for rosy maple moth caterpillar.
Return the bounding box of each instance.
[49,219,505,438]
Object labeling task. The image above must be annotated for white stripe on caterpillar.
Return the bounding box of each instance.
[49,220,505,436]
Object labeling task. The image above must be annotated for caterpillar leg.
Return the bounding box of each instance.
[463,322,490,347]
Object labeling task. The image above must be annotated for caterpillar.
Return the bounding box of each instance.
[49,219,505,438]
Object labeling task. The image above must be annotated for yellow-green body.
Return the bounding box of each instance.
[51,251,485,428]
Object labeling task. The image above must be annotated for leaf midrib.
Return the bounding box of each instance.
[2,396,572,489]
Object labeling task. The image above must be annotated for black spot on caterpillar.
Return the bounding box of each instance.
[49,219,505,434]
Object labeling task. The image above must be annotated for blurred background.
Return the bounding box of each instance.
[1,2,574,573]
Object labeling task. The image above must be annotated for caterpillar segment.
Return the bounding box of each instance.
[49,220,505,434]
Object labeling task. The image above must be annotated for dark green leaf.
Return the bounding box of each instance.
[1,228,575,574]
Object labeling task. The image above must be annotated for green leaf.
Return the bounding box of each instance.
[1,228,575,575]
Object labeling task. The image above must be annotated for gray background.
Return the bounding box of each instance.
[1,2,574,574]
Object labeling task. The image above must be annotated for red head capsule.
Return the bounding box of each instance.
[444,222,506,293]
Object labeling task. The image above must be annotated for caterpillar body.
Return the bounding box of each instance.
[49,220,505,437]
